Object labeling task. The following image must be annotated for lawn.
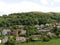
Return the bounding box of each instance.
[0,39,60,45]
[19,39,60,45]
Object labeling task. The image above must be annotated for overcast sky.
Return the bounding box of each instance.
[0,0,60,15]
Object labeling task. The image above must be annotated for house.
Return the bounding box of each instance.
[11,30,19,37]
[19,30,26,35]
[47,32,57,37]
[31,35,41,40]
[16,37,26,42]
[38,29,50,33]
[2,29,11,36]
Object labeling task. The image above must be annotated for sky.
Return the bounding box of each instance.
[0,0,60,15]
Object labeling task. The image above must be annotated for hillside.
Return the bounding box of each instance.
[0,12,60,29]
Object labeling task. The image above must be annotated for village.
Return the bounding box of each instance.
[0,23,60,43]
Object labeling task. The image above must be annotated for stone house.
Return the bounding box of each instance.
[47,32,56,36]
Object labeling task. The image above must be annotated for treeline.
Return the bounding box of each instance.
[0,12,60,28]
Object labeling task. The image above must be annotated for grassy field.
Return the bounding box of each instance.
[0,39,60,45]
[20,39,60,45]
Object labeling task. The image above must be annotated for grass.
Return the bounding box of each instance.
[19,39,60,45]
[0,38,60,45]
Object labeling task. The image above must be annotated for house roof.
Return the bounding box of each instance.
[2,29,11,32]
[31,35,41,37]
[38,30,50,32]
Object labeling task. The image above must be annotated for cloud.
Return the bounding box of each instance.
[0,0,60,15]
[53,0,60,3]
[40,0,49,6]
[0,1,51,15]
[48,0,60,6]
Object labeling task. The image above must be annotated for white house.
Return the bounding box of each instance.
[20,30,26,35]
[16,37,26,42]
[2,29,11,36]
[38,29,50,33]
[31,35,41,40]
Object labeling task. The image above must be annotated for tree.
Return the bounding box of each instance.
[4,36,16,45]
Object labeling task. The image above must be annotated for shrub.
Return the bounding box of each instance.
[41,36,50,42]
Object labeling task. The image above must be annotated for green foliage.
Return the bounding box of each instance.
[0,12,60,44]
[25,39,60,45]
[0,12,60,29]
[4,36,16,45]
[41,35,50,42]
[24,25,37,37]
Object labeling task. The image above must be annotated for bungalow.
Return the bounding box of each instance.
[31,35,41,40]
[47,32,56,37]
[16,37,26,42]
[19,30,26,35]
[11,30,19,37]
[38,29,50,33]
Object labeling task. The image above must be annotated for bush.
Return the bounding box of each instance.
[47,35,53,39]
[42,36,50,42]
[4,36,16,45]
